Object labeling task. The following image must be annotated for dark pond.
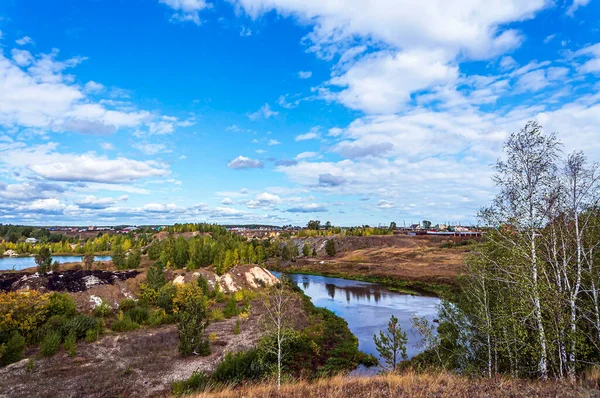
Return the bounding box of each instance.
[0,255,112,271]
[274,272,440,372]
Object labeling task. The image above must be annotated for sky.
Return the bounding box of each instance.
[0,0,599,227]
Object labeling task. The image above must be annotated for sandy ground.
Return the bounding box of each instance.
[0,308,263,398]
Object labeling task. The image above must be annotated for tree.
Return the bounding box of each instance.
[325,239,336,257]
[83,253,94,271]
[389,221,397,230]
[302,243,310,257]
[35,247,52,273]
[422,220,431,229]
[260,283,293,388]
[146,261,166,290]
[112,245,127,270]
[178,293,210,356]
[311,247,317,256]
[373,314,407,372]
[127,248,142,269]
[307,220,321,230]
[325,221,332,230]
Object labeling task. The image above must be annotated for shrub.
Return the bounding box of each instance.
[41,331,62,357]
[0,332,26,366]
[325,239,336,256]
[84,329,100,343]
[138,284,158,306]
[26,358,35,372]
[0,291,49,337]
[172,371,209,396]
[35,314,68,342]
[211,349,266,385]
[157,284,177,313]
[197,275,210,296]
[119,298,137,312]
[146,261,166,290]
[233,320,241,335]
[51,261,60,272]
[63,315,101,340]
[178,297,210,357]
[223,296,239,318]
[210,309,224,322]
[127,248,142,269]
[94,300,112,318]
[173,282,205,314]
[111,316,140,332]
[35,247,52,273]
[208,332,218,343]
[47,292,77,318]
[126,306,150,325]
[148,309,177,327]
[63,333,77,357]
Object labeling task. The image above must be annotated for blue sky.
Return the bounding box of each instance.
[0,0,599,226]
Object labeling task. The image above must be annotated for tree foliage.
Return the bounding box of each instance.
[373,315,407,371]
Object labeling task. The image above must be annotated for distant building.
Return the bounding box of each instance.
[25,237,38,244]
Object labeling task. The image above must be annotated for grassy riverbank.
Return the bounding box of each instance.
[192,371,600,398]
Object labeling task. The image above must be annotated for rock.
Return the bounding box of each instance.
[172,275,186,285]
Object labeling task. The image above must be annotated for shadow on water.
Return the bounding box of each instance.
[272,272,440,374]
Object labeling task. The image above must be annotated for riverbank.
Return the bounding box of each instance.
[192,371,600,398]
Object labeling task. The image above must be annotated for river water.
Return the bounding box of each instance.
[0,255,112,271]
[275,272,440,371]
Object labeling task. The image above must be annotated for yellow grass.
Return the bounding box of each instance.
[192,371,600,398]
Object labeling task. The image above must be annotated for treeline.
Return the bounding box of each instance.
[415,122,600,381]
[1,232,153,256]
[147,234,271,275]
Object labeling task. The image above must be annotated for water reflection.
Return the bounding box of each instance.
[274,272,440,367]
[0,255,112,271]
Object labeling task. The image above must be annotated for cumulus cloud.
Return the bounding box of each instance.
[15,36,34,45]
[318,173,345,187]
[248,103,278,120]
[221,197,234,205]
[295,127,321,141]
[27,154,169,183]
[246,192,281,208]
[286,203,328,213]
[298,70,312,79]
[377,199,395,208]
[75,195,128,209]
[227,155,264,169]
[159,0,210,25]
[268,139,281,146]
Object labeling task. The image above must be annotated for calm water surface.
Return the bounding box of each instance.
[274,272,440,370]
[0,255,112,271]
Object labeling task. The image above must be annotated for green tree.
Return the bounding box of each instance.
[112,245,126,270]
[373,315,407,372]
[389,221,397,230]
[146,261,166,290]
[307,220,321,230]
[422,220,431,229]
[325,239,336,257]
[83,252,94,271]
[127,248,142,269]
[35,247,52,273]
[302,243,310,257]
[311,247,317,256]
[178,295,210,357]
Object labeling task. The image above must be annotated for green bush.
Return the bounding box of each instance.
[223,296,239,318]
[148,309,178,327]
[197,276,210,296]
[35,314,68,342]
[41,331,62,356]
[1,332,26,366]
[119,298,137,312]
[111,316,140,332]
[178,298,210,357]
[210,309,224,322]
[84,329,100,343]
[63,333,77,357]
[157,284,177,313]
[172,371,209,396]
[211,349,267,385]
[233,320,241,335]
[94,300,112,318]
[64,315,101,340]
[126,306,150,325]
[26,358,35,372]
[47,292,77,317]
[146,261,166,290]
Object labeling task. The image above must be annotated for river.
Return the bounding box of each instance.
[0,255,112,271]
[275,272,440,371]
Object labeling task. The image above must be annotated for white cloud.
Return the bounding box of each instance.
[268,139,281,146]
[298,70,312,79]
[286,203,328,213]
[15,36,34,46]
[132,142,171,155]
[576,43,600,74]
[75,195,128,209]
[295,151,318,160]
[566,0,590,16]
[159,0,209,25]
[84,81,104,92]
[248,103,278,120]
[377,199,395,208]
[100,142,115,150]
[246,192,281,208]
[227,155,264,169]
[221,197,234,205]
[295,127,320,141]
[11,49,33,67]
[240,26,252,36]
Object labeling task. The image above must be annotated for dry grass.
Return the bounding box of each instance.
[193,371,600,398]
